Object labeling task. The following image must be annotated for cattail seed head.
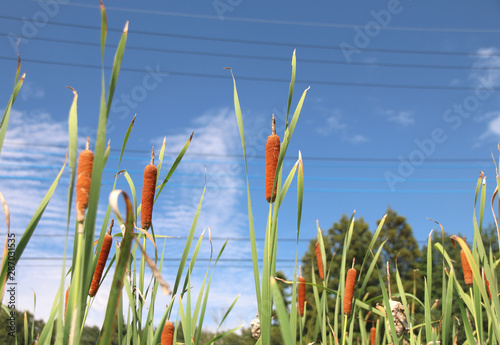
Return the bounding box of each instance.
[64,286,70,318]
[161,320,174,345]
[141,148,157,230]
[315,242,324,280]
[298,276,306,316]
[460,249,473,287]
[76,139,93,223]
[370,326,376,345]
[89,220,113,297]
[265,115,280,203]
[483,269,492,299]
[344,267,357,315]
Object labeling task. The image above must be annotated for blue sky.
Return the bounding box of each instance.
[1,0,500,332]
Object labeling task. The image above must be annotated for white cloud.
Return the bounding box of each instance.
[479,114,500,140]
[469,47,500,90]
[381,110,415,126]
[20,82,45,101]
[316,109,367,144]
[317,110,346,136]
[349,134,368,145]
[387,111,415,126]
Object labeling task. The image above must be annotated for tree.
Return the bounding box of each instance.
[301,214,379,340]
[377,207,421,294]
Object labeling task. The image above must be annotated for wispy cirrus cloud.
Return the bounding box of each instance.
[384,110,415,126]
[316,109,368,145]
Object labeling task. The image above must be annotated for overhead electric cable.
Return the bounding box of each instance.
[0,33,498,71]
[32,1,500,34]
[2,15,500,56]
[1,56,498,91]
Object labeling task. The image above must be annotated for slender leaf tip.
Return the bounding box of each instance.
[123,21,129,34]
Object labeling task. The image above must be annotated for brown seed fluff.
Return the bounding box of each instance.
[141,164,157,230]
[315,242,324,280]
[460,249,473,287]
[298,276,306,316]
[344,268,357,315]
[76,149,94,222]
[89,231,113,297]
[161,321,174,345]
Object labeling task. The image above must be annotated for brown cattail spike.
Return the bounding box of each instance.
[76,137,94,222]
[483,269,492,299]
[370,326,376,345]
[64,286,70,318]
[265,114,280,203]
[141,147,157,230]
[89,220,113,297]
[344,266,357,315]
[315,242,324,280]
[298,275,306,316]
[460,249,473,287]
[161,320,174,345]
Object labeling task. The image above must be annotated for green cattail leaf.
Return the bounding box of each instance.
[106,21,128,116]
[227,69,261,314]
[35,285,63,345]
[285,49,296,126]
[297,151,303,242]
[181,230,204,297]
[205,325,244,345]
[271,277,294,345]
[172,181,205,296]
[118,114,136,168]
[0,157,66,285]
[0,70,25,155]
[156,136,166,184]
[378,269,400,345]
[97,190,135,345]
[441,266,454,345]
[66,87,78,228]
[99,0,107,61]
[426,230,433,303]
[218,294,240,329]
[194,240,228,345]
[154,131,193,203]
[23,312,28,345]
[122,170,137,223]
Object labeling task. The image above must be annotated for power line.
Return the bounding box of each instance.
[32,1,500,34]
[1,55,498,91]
[0,162,481,183]
[2,142,497,163]
[1,33,498,71]
[2,15,500,57]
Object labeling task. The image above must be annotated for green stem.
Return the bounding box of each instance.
[341,314,348,345]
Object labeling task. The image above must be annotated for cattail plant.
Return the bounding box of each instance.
[76,137,93,223]
[161,320,174,345]
[483,268,492,299]
[370,326,376,345]
[460,249,473,287]
[314,241,324,280]
[298,266,306,316]
[89,218,113,297]
[141,147,157,230]
[265,114,280,203]
[344,259,357,316]
[64,286,69,318]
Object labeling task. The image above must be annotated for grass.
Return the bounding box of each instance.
[1,3,500,345]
